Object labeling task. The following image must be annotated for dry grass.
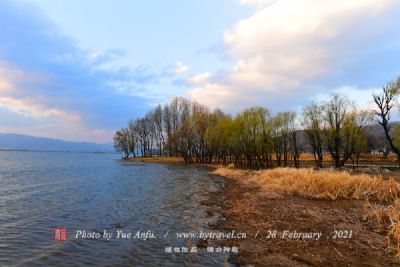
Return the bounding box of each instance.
[212,167,400,202]
[387,201,400,258]
[367,200,400,258]
[212,166,400,259]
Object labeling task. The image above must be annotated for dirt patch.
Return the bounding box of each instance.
[209,176,399,266]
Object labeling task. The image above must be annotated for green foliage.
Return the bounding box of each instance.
[392,124,400,148]
[113,78,392,168]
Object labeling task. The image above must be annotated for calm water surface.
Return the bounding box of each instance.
[0,151,231,266]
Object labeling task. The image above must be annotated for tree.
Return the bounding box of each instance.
[236,107,273,168]
[128,119,138,157]
[302,103,324,167]
[191,102,210,163]
[113,128,130,159]
[322,95,368,167]
[272,112,299,167]
[115,93,376,169]
[343,110,371,167]
[162,104,172,156]
[351,128,368,167]
[287,112,301,168]
[205,111,233,164]
[272,113,289,167]
[153,105,165,156]
[163,97,191,156]
[373,77,400,166]
[322,95,348,167]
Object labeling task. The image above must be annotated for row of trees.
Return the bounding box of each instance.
[114,97,193,159]
[114,76,400,168]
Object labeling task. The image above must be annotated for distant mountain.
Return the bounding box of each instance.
[0,133,113,152]
[297,122,397,153]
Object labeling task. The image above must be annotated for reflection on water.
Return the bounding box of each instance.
[0,151,230,266]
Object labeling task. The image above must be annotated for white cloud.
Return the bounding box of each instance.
[174,61,189,74]
[188,0,399,113]
[0,97,81,121]
[187,72,212,85]
[0,61,47,93]
[0,94,112,143]
[188,83,237,111]
[0,62,112,143]
[314,86,380,111]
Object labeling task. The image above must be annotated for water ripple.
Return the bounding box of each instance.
[0,151,231,266]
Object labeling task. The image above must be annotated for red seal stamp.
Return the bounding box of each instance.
[54,227,68,241]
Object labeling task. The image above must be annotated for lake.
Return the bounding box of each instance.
[0,151,232,266]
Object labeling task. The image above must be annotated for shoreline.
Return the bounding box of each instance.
[125,156,400,170]
[127,156,186,164]
[127,156,400,265]
[126,156,221,169]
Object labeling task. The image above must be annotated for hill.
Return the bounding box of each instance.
[0,133,113,152]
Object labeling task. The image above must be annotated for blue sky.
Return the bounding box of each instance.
[0,0,399,143]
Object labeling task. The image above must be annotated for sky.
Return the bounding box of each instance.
[0,0,399,143]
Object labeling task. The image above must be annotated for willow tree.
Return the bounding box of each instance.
[190,102,210,163]
[272,112,291,166]
[176,115,196,163]
[322,95,368,167]
[205,111,233,164]
[302,103,324,167]
[287,112,301,168]
[272,112,298,167]
[342,110,371,166]
[236,107,273,168]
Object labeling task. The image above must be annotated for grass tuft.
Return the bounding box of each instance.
[212,167,399,202]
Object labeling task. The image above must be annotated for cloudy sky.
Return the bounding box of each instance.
[1,0,399,143]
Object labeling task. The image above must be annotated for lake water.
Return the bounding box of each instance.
[0,151,231,266]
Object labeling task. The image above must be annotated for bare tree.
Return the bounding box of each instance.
[373,77,400,166]
[153,105,165,156]
[162,104,172,156]
[128,120,138,158]
[113,128,130,159]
